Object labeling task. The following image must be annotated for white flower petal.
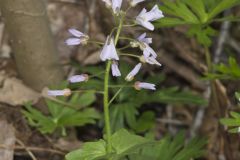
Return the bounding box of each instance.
[146,5,164,21]
[111,62,121,77]
[65,38,81,45]
[134,82,156,90]
[68,74,88,83]
[144,56,162,66]
[100,36,119,61]
[48,89,71,96]
[137,33,147,41]
[125,63,142,81]
[112,0,122,13]
[136,5,164,31]
[136,18,154,31]
[137,33,152,44]
[143,44,157,58]
[131,0,145,6]
[138,8,147,17]
[68,28,84,37]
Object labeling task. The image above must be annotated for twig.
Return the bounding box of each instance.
[214,10,231,64]
[49,0,80,4]
[157,118,188,126]
[15,146,65,155]
[16,139,37,160]
[227,37,240,54]
[0,143,65,156]
[169,32,207,73]
[0,23,4,49]
[160,52,206,90]
[190,82,210,137]
[166,105,176,134]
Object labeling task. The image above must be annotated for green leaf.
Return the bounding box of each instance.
[22,103,57,134]
[230,111,240,119]
[228,127,240,133]
[73,65,104,80]
[155,17,189,28]
[111,129,154,159]
[141,87,207,105]
[202,0,222,11]
[132,111,155,133]
[65,140,107,160]
[206,57,240,80]
[160,0,199,23]
[110,103,138,132]
[46,100,62,118]
[187,26,217,47]
[59,108,100,126]
[220,117,240,126]
[22,97,100,135]
[211,15,240,23]
[129,132,207,160]
[208,0,240,20]
[183,0,208,23]
[220,110,240,133]
[74,92,96,108]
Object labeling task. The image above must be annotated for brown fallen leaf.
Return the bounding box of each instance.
[0,71,40,106]
[0,120,15,160]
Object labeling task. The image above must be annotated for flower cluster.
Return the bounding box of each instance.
[48,0,164,96]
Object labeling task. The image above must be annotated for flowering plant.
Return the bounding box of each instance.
[43,1,206,160]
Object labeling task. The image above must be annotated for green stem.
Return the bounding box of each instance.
[115,14,124,45]
[118,44,131,50]
[108,87,123,106]
[72,90,104,94]
[87,40,103,48]
[119,36,135,41]
[103,60,112,153]
[88,40,104,45]
[123,23,136,27]
[204,47,212,73]
[119,53,140,59]
[103,13,125,155]
[109,85,133,88]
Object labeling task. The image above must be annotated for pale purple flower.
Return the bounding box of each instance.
[130,0,145,7]
[125,63,142,81]
[68,74,89,83]
[136,5,164,31]
[111,61,121,77]
[100,36,119,61]
[112,0,122,14]
[130,33,152,48]
[137,33,152,44]
[142,44,157,58]
[65,28,89,45]
[102,0,122,14]
[134,81,156,90]
[136,33,156,58]
[143,55,162,66]
[48,88,71,97]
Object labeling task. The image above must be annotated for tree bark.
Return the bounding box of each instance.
[0,0,63,91]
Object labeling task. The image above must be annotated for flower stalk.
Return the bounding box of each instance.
[103,60,112,153]
[103,12,125,154]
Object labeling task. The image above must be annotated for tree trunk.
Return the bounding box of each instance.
[0,0,63,91]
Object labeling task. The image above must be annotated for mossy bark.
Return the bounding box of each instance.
[0,0,63,91]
